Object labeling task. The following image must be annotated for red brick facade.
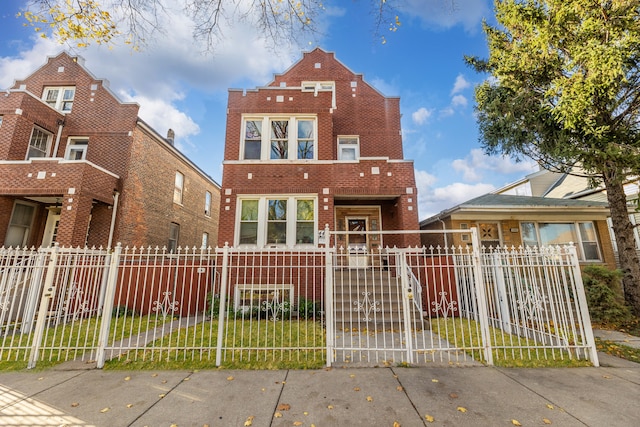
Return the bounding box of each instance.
[218,48,419,250]
[0,52,220,249]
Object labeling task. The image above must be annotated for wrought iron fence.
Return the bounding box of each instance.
[0,228,599,369]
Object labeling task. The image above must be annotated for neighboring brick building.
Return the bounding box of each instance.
[0,52,220,250]
[218,48,419,255]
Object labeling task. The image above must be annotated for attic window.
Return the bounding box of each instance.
[314,63,321,68]
[280,82,286,87]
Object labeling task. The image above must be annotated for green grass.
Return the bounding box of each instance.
[105,318,326,370]
[595,337,640,363]
[0,314,171,371]
[432,318,593,368]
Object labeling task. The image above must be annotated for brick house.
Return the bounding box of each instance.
[0,52,220,250]
[218,48,419,257]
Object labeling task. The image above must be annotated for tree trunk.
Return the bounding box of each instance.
[603,173,640,316]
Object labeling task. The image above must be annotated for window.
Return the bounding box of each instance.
[43,86,75,112]
[0,116,3,127]
[205,191,212,216]
[520,221,601,261]
[168,222,180,253]
[174,172,184,204]
[5,202,36,247]
[337,136,359,160]
[27,126,52,159]
[202,232,209,249]
[241,116,316,160]
[65,138,88,160]
[236,196,317,247]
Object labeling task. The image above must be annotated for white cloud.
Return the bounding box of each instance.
[415,167,495,219]
[451,74,471,95]
[0,37,60,89]
[451,94,468,108]
[452,149,538,182]
[369,77,399,97]
[439,106,455,118]
[412,107,434,125]
[399,0,490,32]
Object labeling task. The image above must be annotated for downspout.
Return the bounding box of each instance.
[52,119,65,157]
[438,217,448,248]
[107,191,120,249]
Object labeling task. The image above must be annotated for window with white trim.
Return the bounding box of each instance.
[65,138,88,160]
[27,126,52,159]
[43,86,75,112]
[168,222,180,252]
[205,191,212,216]
[236,196,317,247]
[241,116,316,161]
[174,172,184,204]
[337,136,360,160]
[520,221,601,261]
[202,232,209,249]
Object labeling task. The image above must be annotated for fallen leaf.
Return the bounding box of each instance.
[396,386,403,391]
[152,373,158,377]
[327,405,334,409]
[162,380,167,384]
[293,422,303,426]
[546,404,554,410]
[393,422,401,427]
[303,411,309,415]
[261,388,266,391]
[227,376,234,381]
[38,377,44,381]
[602,375,611,379]
[431,379,439,383]
[100,407,110,413]
[126,404,133,408]
[274,412,282,418]
[183,377,190,381]
[543,418,552,424]
[124,376,131,381]
[158,394,166,398]
[366,396,373,402]
[354,387,361,391]
[170,424,178,427]
[70,402,79,407]
[449,393,458,399]
[350,374,356,378]
[425,414,434,423]
[512,420,522,426]
[244,416,254,426]
[457,407,467,413]
[277,403,291,411]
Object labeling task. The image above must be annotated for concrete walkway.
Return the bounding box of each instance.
[0,352,638,427]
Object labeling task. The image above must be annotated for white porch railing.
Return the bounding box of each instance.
[0,229,599,369]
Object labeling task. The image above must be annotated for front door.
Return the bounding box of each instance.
[346,217,368,268]
[42,209,61,247]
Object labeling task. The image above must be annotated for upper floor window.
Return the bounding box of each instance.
[236,196,317,247]
[27,126,52,159]
[242,116,316,161]
[174,172,184,204]
[205,191,212,217]
[338,136,359,161]
[65,138,88,160]
[520,221,601,261]
[43,86,75,112]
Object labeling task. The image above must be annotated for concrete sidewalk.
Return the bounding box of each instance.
[0,353,639,427]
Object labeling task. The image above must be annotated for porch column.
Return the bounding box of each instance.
[55,191,93,247]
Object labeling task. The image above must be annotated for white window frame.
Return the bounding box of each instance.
[205,191,212,217]
[168,222,180,253]
[241,115,317,161]
[235,195,318,248]
[5,201,37,247]
[520,221,602,261]
[202,232,209,249]
[337,136,360,161]
[174,171,184,204]
[27,126,53,159]
[43,86,75,112]
[64,138,88,160]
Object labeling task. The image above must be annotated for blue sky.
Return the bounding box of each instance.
[0,0,538,219]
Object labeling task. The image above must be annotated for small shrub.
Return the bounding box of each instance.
[297,297,321,320]
[206,292,220,318]
[582,265,633,326]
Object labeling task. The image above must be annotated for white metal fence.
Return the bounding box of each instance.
[0,228,599,369]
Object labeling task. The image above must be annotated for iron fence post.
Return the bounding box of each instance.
[324,225,334,367]
[28,245,59,369]
[215,243,230,367]
[96,244,122,368]
[470,228,494,365]
[398,249,414,364]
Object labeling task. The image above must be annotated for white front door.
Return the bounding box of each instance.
[42,209,61,247]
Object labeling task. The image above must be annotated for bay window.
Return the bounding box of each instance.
[236,196,317,247]
[242,116,316,161]
[520,221,601,261]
